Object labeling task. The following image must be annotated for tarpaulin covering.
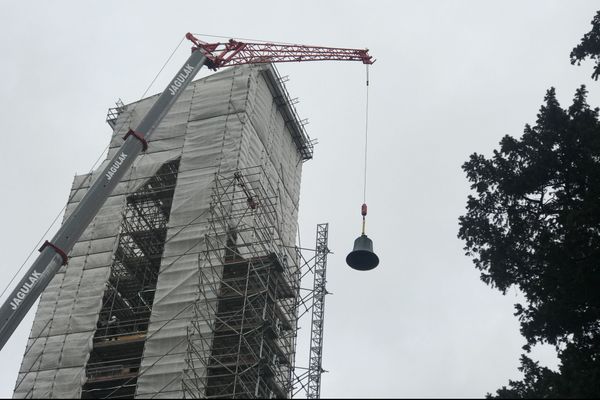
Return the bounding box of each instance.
[14,64,306,398]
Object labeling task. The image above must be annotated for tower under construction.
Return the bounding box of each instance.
[13,64,321,398]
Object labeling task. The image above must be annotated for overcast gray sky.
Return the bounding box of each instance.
[1,1,600,398]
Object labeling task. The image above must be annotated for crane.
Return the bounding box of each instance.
[0,33,374,351]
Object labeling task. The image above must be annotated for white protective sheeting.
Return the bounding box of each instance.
[15,64,306,399]
[136,65,305,398]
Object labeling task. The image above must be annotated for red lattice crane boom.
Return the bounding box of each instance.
[185,33,374,69]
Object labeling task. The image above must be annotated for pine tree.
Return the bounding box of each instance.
[571,10,600,80]
[459,87,600,398]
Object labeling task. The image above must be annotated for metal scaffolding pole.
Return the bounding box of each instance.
[82,159,182,399]
[306,223,329,399]
[182,167,301,399]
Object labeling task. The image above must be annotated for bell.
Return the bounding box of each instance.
[346,234,379,271]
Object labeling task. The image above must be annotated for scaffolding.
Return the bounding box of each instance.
[106,99,125,129]
[82,159,182,399]
[181,166,300,399]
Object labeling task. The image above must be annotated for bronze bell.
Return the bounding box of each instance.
[346,234,379,271]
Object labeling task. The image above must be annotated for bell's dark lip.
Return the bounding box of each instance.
[346,250,379,271]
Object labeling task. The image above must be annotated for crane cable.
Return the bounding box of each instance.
[361,65,370,235]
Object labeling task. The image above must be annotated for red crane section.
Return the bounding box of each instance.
[185,33,374,69]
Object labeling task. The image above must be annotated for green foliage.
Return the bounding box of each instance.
[488,340,600,398]
[489,355,560,398]
[459,87,600,398]
[571,11,600,80]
